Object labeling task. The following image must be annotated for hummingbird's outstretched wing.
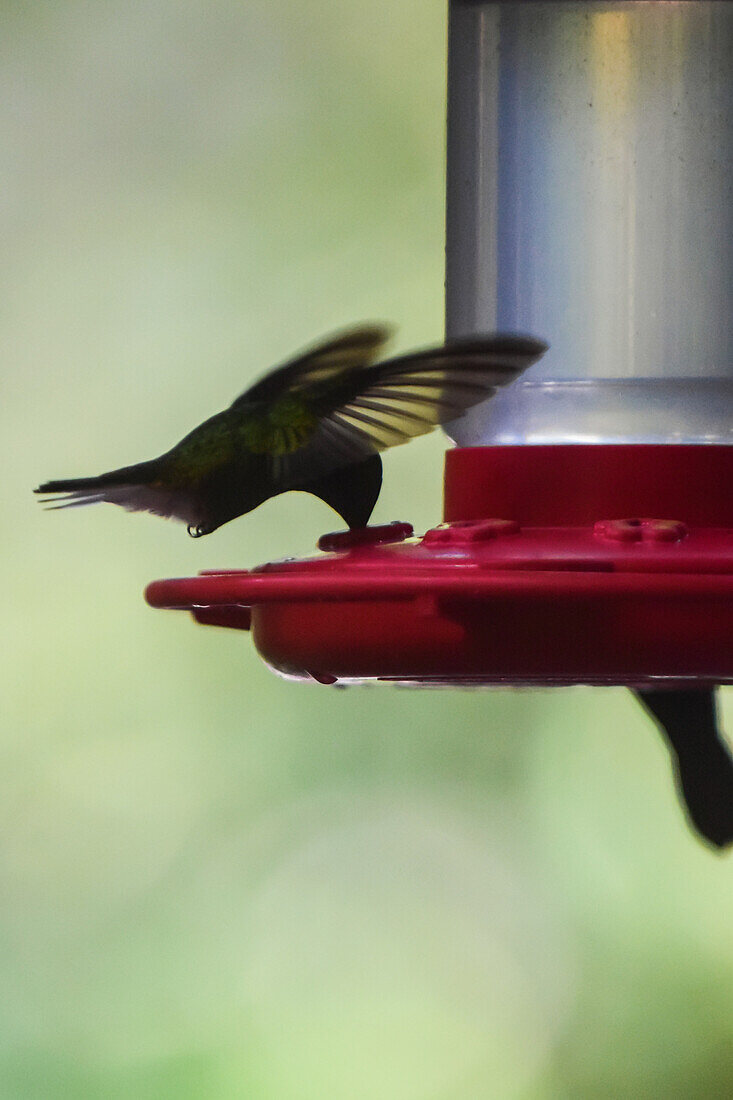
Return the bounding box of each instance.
[238,328,548,488]
[235,324,394,405]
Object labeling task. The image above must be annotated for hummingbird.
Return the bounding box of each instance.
[35,324,547,535]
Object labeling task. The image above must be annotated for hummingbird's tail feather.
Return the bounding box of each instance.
[35,461,198,525]
[42,492,108,511]
[35,473,125,511]
[36,460,158,497]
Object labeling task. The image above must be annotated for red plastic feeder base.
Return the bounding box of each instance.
[145,445,733,687]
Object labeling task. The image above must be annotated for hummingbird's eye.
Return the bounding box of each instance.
[188,524,208,538]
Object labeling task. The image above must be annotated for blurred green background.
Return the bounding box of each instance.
[5,2,733,1097]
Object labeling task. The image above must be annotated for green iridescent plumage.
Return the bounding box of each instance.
[238,397,318,457]
[35,324,547,536]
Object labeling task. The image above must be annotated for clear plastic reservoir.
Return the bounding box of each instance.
[444,0,733,444]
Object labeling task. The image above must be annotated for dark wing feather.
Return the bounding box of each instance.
[232,324,394,406]
[266,333,548,488]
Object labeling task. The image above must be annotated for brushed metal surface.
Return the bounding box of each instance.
[445,1,733,443]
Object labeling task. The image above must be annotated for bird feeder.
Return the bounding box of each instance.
[147,0,733,689]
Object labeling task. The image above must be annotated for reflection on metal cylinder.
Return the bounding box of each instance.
[445,1,733,444]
